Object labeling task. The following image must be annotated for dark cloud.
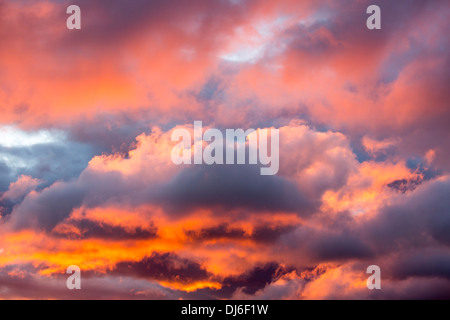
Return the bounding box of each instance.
[206,263,294,299]
[223,263,292,296]
[65,113,155,156]
[390,250,450,281]
[282,177,450,266]
[9,180,87,230]
[308,233,373,261]
[157,164,314,215]
[112,252,210,284]
[185,223,297,243]
[8,160,313,230]
[113,258,297,299]
[0,264,171,300]
[52,219,158,241]
[387,177,423,193]
[279,225,374,265]
[185,223,247,241]
[251,225,298,243]
[0,198,14,217]
[364,177,450,251]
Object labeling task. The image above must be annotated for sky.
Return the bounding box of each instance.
[0,0,449,299]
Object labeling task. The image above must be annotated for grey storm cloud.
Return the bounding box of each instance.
[277,176,450,287]
[156,164,315,215]
[185,222,297,244]
[112,252,210,284]
[190,262,296,300]
[52,218,158,241]
[388,249,450,281]
[363,177,450,251]
[0,264,172,300]
[7,159,317,231]
[278,225,375,265]
[7,169,129,230]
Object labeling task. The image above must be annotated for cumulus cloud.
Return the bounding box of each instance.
[0,0,449,300]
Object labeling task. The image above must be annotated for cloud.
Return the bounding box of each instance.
[0,0,449,300]
[0,264,171,299]
[0,175,40,202]
[0,133,95,193]
[185,223,297,244]
[5,122,354,231]
[362,176,450,251]
[157,164,312,215]
[52,218,158,241]
[113,252,210,283]
[0,175,41,217]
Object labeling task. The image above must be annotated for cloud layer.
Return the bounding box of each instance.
[0,0,449,299]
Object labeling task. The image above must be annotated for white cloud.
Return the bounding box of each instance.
[220,16,291,63]
[0,126,64,148]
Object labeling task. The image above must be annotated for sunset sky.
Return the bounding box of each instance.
[0,0,449,299]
